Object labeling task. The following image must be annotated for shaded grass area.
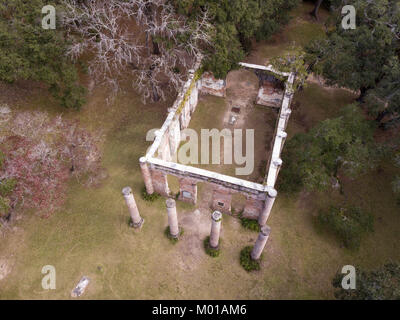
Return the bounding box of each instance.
[246,1,328,65]
[203,236,221,258]
[288,83,357,136]
[240,246,261,272]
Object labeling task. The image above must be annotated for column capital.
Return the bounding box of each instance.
[139,156,147,164]
[273,158,283,167]
[260,225,271,237]
[122,186,132,196]
[212,211,222,222]
[277,131,287,139]
[267,188,277,198]
[166,198,176,208]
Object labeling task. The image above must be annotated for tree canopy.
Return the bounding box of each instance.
[0,0,86,109]
[270,46,308,91]
[333,263,400,300]
[307,0,400,128]
[279,104,380,193]
[0,0,302,107]
[172,0,300,78]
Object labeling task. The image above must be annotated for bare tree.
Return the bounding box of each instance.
[0,110,104,220]
[62,0,212,103]
[310,0,324,21]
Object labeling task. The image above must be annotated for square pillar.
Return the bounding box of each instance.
[211,187,232,214]
[178,177,198,204]
[200,72,227,97]
[151,170,170,197]
[243,196,264,220]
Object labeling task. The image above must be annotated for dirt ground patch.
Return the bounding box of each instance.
[184,68,278,184]
[0,258,14,281]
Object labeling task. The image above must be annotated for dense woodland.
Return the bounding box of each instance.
[0,0,400,299]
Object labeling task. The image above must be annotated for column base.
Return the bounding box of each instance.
[165,226,184,244]
[169,232,179,239]
[204,236,221,258]
[209,244,219,250]
[130,218,145,230]
[250,253,261,261]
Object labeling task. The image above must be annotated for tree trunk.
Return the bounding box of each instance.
[379,116,400,130]
[356,86,369,103]
[375,110,390,123]
[144,4,154,56]
[152,36,160,55]
[333,165,344,195]
[152,84,160,102]
[310,0,324,20]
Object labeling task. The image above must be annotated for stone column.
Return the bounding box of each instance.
[258,189,277,226]
[166,198,179,238]
[251,226,271,260]
[209,211,222,249]
[139,157,154,194]
[122,187,144,229]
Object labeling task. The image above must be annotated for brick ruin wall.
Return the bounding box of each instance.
[140,60,294,223]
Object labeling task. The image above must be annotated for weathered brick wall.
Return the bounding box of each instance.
[211,187,232,214]
[243,196,265,219]
[255,83,284,108]
[151,170,170,196]
[200,72,227,97]
[142,62,294,225]
[178,177,198,204]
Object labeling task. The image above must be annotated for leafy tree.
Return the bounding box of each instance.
[270,46,308,91]
[333,263,400,300]
[173,0,300,78]
[307,0,400,128]
[318,205,373,249]
[279,105,380,193]
[0,0,86,109]
[202,23,244,79]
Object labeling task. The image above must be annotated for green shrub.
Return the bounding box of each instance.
[203,236,221,257]
[0,178,16,197]
[164,226,184,244]
[240,246,261,272]
[239,214,260,232]
[318,206,374,250]
[0,196,10,218]
[0,174,16,218]
[0,151,5,168]
[141,187,161,202]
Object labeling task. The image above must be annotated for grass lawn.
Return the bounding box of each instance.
[246,1,328,65]
[178,69,278,184]
[0,1,399,299]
